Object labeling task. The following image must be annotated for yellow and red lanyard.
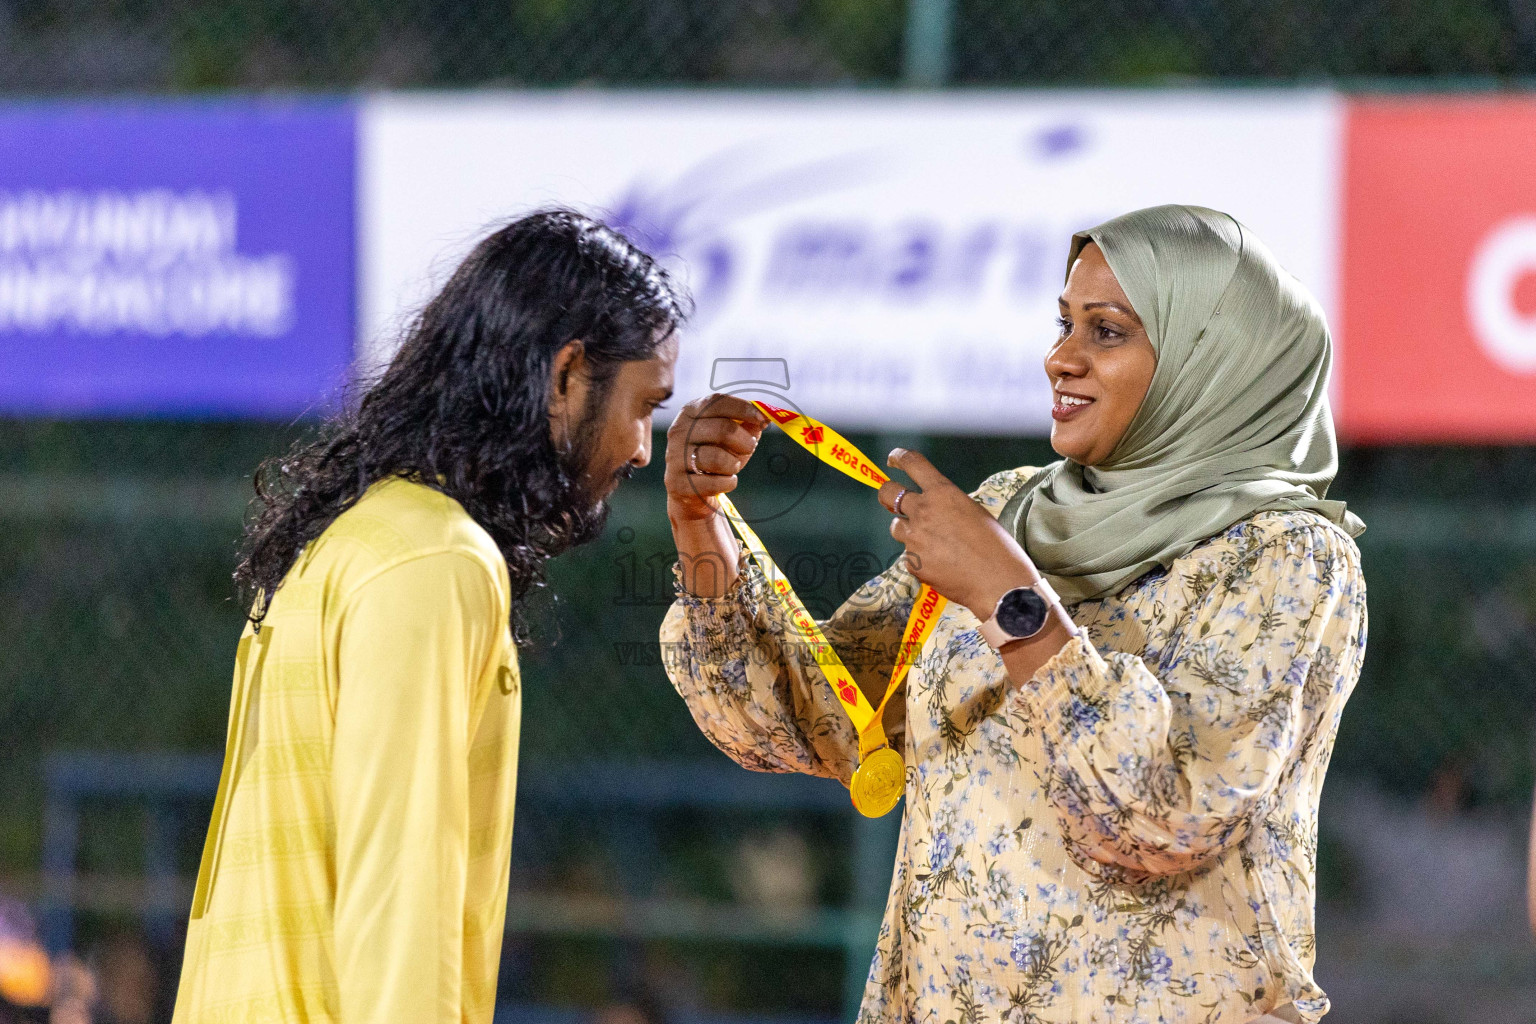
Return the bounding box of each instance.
[712,401,947,817]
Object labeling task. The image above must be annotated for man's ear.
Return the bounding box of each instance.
[548,339,588,445]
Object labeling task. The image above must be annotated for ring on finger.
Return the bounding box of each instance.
[893,487,909,518]
[687,445,702,475]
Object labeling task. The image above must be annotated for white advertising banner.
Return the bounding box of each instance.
[360,92,1341,434]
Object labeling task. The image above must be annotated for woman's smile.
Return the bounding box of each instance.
[1051,388,1095,421]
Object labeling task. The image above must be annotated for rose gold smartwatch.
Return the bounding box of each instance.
[978,577,1075,650]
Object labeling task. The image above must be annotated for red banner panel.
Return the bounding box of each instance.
[1340,97,1536,442]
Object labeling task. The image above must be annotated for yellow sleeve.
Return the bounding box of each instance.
[330,549,502,1024]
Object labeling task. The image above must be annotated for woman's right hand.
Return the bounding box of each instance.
[664,393,769,523]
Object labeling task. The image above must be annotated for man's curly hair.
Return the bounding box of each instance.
[234,209,687,642]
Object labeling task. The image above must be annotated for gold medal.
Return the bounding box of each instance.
[849,746,905,818]
[720,404,945,819]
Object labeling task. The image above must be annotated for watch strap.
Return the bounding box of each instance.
[977,610,1017,650]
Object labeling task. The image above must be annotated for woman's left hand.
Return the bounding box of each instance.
[877,449,1039,620]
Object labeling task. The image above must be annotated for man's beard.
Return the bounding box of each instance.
[551,395,619,551]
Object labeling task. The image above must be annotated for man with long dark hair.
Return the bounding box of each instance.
[172,210,685,1024]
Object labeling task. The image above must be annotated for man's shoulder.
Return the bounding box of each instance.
[311,477,505,586]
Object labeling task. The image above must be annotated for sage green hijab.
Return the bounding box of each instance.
[998,204,1364,605]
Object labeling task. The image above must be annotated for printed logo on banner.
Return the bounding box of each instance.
[583,130,1101,436]
[602,123,1093,328]
[0,191,294,338]
[0,102,355,417]
[1341,97,1536,442]
[1466,215,1536,374]
[361,94,1340,435]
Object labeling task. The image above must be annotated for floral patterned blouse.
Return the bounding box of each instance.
[659,467,1367,1024]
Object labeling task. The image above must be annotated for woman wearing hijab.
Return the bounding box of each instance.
[659,205,1367,1024]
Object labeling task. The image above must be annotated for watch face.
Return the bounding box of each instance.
[996,587,1049,639]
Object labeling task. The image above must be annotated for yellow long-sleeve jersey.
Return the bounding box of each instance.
[173,477,521,1024]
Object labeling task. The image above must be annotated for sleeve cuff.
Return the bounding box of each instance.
[671,546,760,606]
[1018,631,1110,747]
[667,551,772,666]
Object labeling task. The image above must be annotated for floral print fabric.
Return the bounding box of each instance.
[659,467,1367,1024]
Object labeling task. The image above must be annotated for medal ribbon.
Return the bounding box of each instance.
[715,402,948,766]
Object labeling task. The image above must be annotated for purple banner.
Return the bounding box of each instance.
[0,100,354,417]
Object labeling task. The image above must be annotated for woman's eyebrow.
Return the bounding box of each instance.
[1082,301,1141,321]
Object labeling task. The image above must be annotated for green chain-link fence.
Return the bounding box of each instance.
[4,0,1536,93]
[4,418,1536,1017]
